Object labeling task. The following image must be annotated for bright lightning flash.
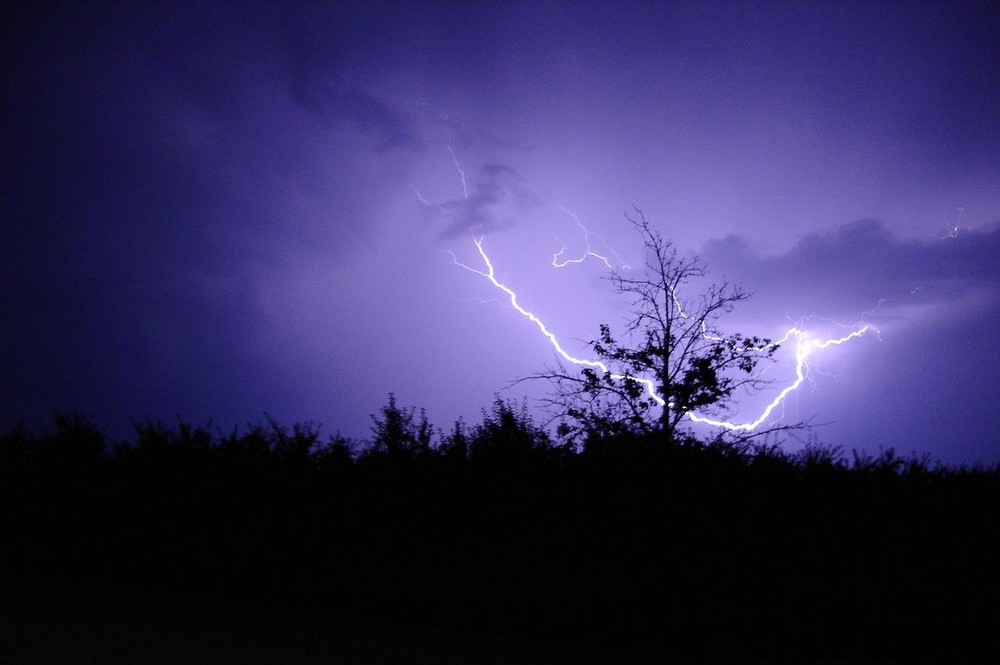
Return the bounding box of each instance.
[685,326,868,431]
[452,239,667,407]
[456,238,870,433]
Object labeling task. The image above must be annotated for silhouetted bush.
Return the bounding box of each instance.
[2,399,998,661]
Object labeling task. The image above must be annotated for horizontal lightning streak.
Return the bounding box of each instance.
[456,238,870,432]
[552,242,613,269]
[551,207,625,270]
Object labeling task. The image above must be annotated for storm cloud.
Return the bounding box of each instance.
[2,2,998,463]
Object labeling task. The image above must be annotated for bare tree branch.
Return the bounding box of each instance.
[529,207,804,445]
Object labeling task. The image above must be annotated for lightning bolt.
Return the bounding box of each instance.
[452,238,667,408]
[422,113,870,433]
[551,207,627,270]
[930,206,964,240]
[440,113,470,200]
[943,206,964,238]
[455,238,871,433]
[685,326,868,431]
[447,143,469,200]
[411,185,431,206]
[411,110,469,208]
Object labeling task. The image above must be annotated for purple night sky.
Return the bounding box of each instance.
[3,2,998,464]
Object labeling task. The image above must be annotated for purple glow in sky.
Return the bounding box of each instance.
[3,2,998,463]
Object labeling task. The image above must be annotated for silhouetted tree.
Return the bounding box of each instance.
[538,208,782,444]
[35,411,107,473]
[267,417,322,464]
[365,393,433,461]
[0,421,30,472]
[469,397,555,468]
[438,418,469,463]
[313,432,355,475]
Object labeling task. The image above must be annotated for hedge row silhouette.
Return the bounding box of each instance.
[2,399,998,661]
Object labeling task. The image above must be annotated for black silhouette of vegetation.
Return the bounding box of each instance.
[2,402,998,662]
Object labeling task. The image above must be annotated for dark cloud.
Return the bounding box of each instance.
[1,2,997,463]
[280,27,418,150]
[337,87,419,150]
[427,164,541,238]
[702,219,1000,318]
[0,2,422,434]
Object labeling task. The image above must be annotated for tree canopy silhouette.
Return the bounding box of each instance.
[536,208,783,444]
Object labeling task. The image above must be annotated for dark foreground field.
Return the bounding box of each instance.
[0,570,901,665]
[2,407,998,662]
[2,569,671,665]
